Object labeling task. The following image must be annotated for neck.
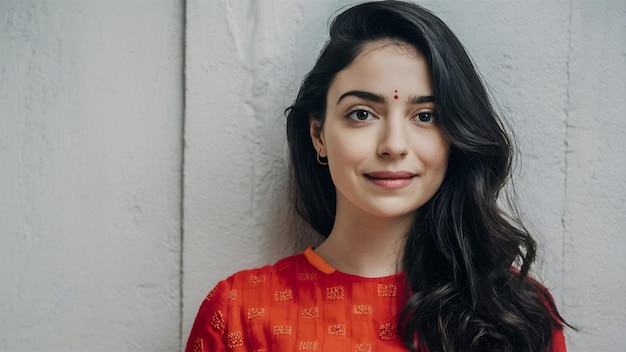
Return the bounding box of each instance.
[315,208,412,278]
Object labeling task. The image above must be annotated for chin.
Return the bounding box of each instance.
[363,206,419,220]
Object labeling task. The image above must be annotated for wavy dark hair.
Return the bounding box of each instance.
[286,1,565,351]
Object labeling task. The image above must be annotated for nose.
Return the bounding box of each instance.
[377,117,409,158]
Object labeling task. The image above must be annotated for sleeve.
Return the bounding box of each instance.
[534,282,567,352]
[185,280,231,352]
[549,323,566,352]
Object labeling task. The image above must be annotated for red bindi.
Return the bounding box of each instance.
[394,90,398,100]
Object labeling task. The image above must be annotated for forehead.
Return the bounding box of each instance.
[354,40,423,62]
[327,40,432,100]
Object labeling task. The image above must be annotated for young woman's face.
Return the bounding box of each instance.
[311,41,450,222]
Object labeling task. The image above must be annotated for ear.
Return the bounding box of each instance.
[309,115,326,157]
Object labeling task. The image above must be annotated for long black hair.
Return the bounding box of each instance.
[286,1,565,351]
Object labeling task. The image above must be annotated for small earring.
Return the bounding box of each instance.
[316,152,328,166]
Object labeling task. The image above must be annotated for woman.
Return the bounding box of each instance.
[186,1,567,351]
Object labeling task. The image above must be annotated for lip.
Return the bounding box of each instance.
[364,170,417,189]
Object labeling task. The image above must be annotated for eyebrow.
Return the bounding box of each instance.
[408,95,435,104]
[336,90,435,105]
[336,90,386,105]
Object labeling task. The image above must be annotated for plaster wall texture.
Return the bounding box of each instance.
[1,0,183,351]
[183,1,626,352]
[563,1,626,350]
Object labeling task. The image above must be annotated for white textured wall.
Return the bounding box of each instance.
[183,1,626,352]
[564,1,626,350]
[1,0,624,351]
[0,0,183,351]
[183,0,336,343]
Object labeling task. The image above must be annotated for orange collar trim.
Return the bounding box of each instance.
[303,247,336,275]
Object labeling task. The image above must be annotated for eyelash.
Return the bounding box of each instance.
[345,108,437,124]
[345,108,377,122]
[414,109,437,123]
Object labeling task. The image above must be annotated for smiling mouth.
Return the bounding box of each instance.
[364,171,417,189]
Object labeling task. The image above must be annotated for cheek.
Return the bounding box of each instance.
[325,129,369,164]
[416,134,450,169]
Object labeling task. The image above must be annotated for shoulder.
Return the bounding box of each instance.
[222,251,309,289]
[526,276,568,352]
[510,269,563,322]
[185,252,309,351]
[195,251,311,310]
[201,251,310,306]
[508,269,567,350]
[525,276,563,325]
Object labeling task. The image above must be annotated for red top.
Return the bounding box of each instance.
[186,248,566,351]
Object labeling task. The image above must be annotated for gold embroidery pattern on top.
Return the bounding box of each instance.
[377,284,397,297]
[326,285,345,300]
[192,338,204,352]
[273,325,293,335]
[278,261,291,271]
[301,306,320,319]
[205,287,217,302]
[228,289,237,300]
[378,323,396,340]
[247,308,265,320]
[227,331,243,348]
[298,272,317,281]
[299,341,319,350]
[327,324,346,336]
[249,274,266,284]
[274,289,293,301]
[353,304,373,315]
[355,343,372,352]
[211,311,225,333]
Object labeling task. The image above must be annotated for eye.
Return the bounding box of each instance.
[347,109,375,122]
[415,110,436,123]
